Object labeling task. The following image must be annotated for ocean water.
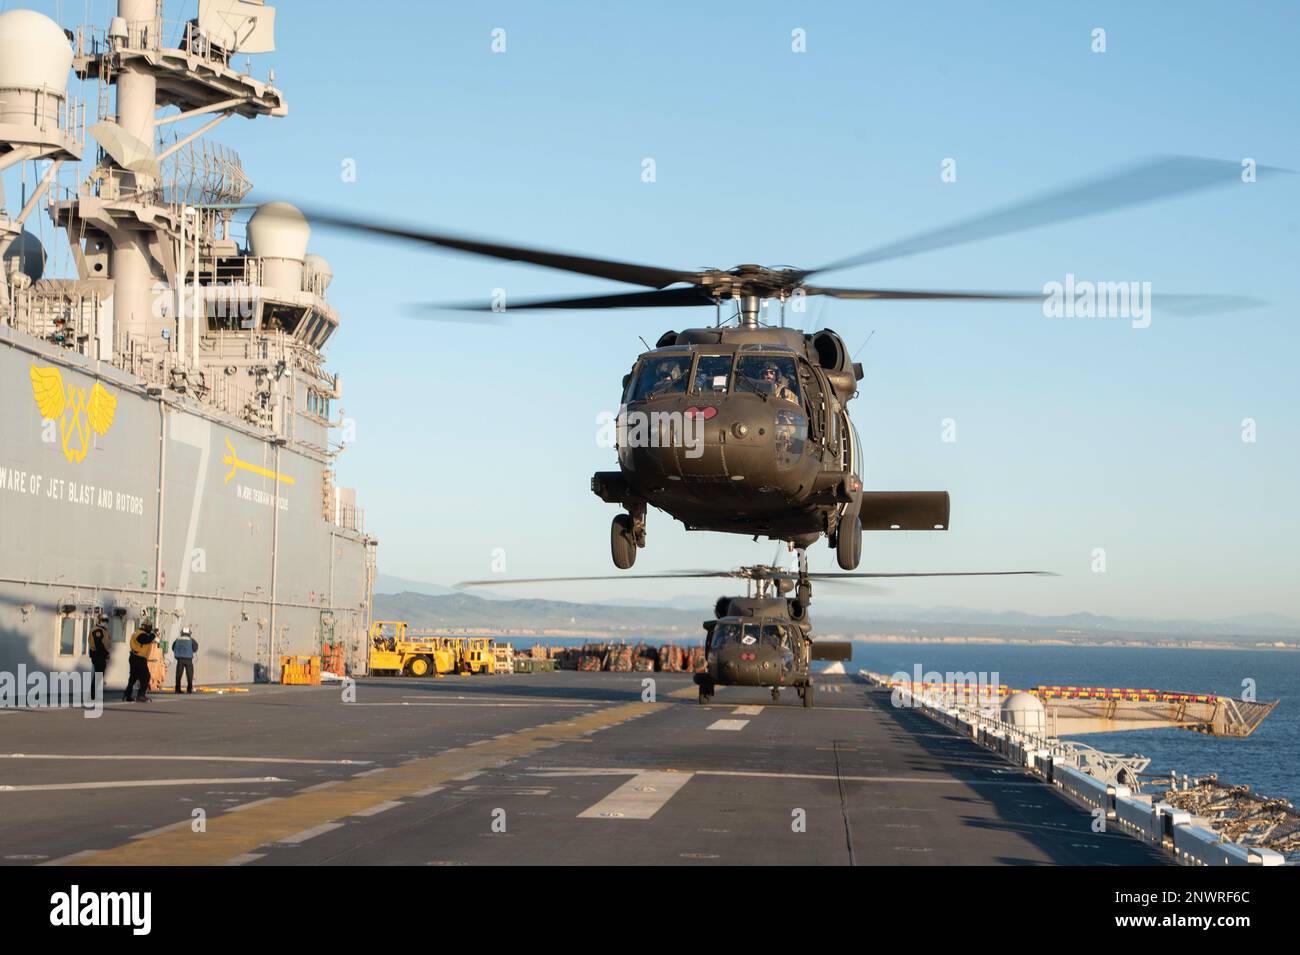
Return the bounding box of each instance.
[849,642,1300,805]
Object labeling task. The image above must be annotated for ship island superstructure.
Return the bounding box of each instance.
[0,0,375,683]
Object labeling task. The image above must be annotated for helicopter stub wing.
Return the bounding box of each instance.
[858,491,951,531]
[810,641,853,661]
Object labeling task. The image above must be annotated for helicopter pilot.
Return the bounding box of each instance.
[649,360,686,396]
[759,363,799,404]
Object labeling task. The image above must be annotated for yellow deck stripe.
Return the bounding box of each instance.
[68,700,659,866]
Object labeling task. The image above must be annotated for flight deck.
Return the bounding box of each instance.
[0,673,1164,866]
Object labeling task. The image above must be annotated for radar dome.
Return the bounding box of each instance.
[0,10,74,94]
[304,253,333,290]
[247,202,310,261]
[1000,691,1046,734]
[3,230,46,283]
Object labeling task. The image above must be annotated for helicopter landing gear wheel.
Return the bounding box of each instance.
[611,513,637,569]
[801,683,815,708]
[771,687,781,702]
[836,516,862,571]
[698,681,714,705]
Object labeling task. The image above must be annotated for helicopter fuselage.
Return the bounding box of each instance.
[697,597,813,692]
[593,326,866,554]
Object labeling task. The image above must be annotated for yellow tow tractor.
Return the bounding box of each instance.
[457,636,497,675]
[367,620,457,677]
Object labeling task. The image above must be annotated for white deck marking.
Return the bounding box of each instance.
[277,822,344,844]
[130,820,192,840]
[228,797,284,813]
[352,800,403,817]
[1,753,369,765]
[732,705,764,715]
[531,767,1042,786]
[706,719,749,731]
[0,776,287,793]
[400,695,598,705]
[578,771,695,820]
[223,853,265,866]
[410,785,445,797]
[40,850,100,866]
[352,701,595,708]
[298,780,343,793]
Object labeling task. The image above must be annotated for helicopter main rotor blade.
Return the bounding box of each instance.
[805,286,1264,315]
[804,156,1287,278]
[455,571,744,587]
[803,570,1057,579]
[807,287,1041,302]
[414,286,718,314]
[300,208,703,289]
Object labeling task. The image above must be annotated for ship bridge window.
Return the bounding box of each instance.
[692,354,732,394]
[629,355,691,401]
[263,303,306,335]
[737,355,800,404]
[207,297,254,332]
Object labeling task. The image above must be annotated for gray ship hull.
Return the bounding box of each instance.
[1,326,373,685]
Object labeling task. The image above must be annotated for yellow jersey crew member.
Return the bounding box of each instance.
[88,616,111,702]
[123,621,157,703]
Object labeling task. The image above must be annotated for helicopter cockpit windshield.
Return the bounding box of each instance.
[630,356,691,401]
[736,355,800,404]
[693,355,732,394]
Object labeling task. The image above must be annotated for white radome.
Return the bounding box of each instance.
[0,10,74,94]
[304,253,333,290]
[1000,691,1046,733]
[247,201,310,261]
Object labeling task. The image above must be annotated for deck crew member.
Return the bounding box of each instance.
[124,621,157,703]
[172,626,198,694]
[87,616,111,701]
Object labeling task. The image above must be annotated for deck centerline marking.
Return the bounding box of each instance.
[578,771,696,820]
[706,719,750,731]
[732,705,764,715]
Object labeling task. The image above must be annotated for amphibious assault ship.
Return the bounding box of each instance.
[0,1,374,683]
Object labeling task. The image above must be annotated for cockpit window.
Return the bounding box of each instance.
[711,622,740,647]
[629,356,691,401]
[736,355,800,404]
[760,623,790,648]
[692,355,732,394]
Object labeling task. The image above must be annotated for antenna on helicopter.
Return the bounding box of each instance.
[852,330,876,360]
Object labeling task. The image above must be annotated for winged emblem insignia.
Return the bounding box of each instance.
[29,365,117,464]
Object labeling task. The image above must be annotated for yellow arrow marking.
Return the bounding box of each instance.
[222,437,295,486]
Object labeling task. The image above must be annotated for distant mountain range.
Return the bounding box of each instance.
[373,575,1299,645]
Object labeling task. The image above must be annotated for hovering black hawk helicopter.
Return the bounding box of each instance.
[457,559,1051,707]
[305,156,1265,571]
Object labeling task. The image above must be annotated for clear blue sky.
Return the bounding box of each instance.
[36,1,1300,620]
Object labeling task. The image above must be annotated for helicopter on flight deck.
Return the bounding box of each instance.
[457,560,1052,706]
